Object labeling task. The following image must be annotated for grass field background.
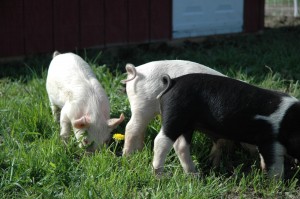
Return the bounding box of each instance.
[1,25,300,198]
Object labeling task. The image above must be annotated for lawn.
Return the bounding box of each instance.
[1,25,300,198]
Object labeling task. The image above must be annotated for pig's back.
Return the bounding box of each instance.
[132,60,223,99]
[47,53,96,84]
[137,60,222,78]
[46,53,104,107]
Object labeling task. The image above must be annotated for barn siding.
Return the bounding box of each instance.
[0,1,24,57]
[53,0,80,51]
[128,0,150,43]
[244,0,265,32]
[0,0,263,58]
[24,0,53,54]
[105,0,128,45]
[150,0,172,41]
[80,0,105,48]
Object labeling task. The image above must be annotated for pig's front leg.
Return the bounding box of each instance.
[59,105,72,144]
[173,134,196,173]
[208,141,223,168]
[152,129,174,175]
[208,139,235,168]
[258,141,286,179]
[49,100,61,122]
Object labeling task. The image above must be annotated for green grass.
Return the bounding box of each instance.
[1,26,300,198]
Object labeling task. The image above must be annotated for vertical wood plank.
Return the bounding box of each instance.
[53,0,80,51]
[105,0,128,45]
[150,0,172,41]
[0,1,24,57]
[244,0,265,32]
[258,0,265,30]
[128,0,150,43]
[80,0,105,48]
[24,0,53,54]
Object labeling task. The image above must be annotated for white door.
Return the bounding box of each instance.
[173,0,244,38]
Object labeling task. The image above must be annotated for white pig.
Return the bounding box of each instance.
[46,51,124,151]
[121,61,222,153]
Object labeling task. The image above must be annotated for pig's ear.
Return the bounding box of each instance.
[73,115,91,129]
[107,113,125,130]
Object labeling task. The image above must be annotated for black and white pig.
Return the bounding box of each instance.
[46,51,124,152]
[153,73,300,178]
[121,60,256,167]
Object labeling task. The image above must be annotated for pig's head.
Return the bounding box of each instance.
[73,113,125,152]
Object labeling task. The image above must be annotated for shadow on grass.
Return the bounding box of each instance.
[1,25,300,81]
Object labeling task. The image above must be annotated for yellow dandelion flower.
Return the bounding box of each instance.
[113,133,125,141]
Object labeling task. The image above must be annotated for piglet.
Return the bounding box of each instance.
[46,51,124,152]
[122,60,256,168]
[154,73,300,178]
[121,60,224,155]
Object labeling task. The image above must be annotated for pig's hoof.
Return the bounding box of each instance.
[188,172,201,179]
[153,168,173,179]
[122,148,133,156]
[60,138,69,146]
[154,168,164,176]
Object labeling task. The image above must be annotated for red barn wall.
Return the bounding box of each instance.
[0,0,171,58]
[244,0,265,32]
[0,1,25,57]
[0,0,263,58]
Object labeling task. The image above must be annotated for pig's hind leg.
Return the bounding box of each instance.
[123,102,157,155]
[152,128,174,175]
[173,134,196,173]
